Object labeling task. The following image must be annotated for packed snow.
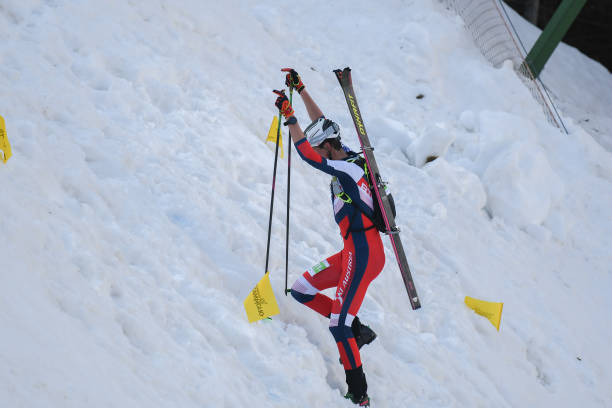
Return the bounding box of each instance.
[1,0,611,407]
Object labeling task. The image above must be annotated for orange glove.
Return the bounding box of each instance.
[273,89,295,119]
[282,68,305,94]
[273,90,296,124]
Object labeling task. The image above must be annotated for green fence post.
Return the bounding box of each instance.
[522,0,588,78]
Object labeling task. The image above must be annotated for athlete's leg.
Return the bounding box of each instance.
[329,230,385,402]
[290,251,343,318]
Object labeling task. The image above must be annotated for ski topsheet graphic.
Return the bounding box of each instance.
[334,67,421,310]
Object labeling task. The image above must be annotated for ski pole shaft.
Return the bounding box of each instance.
[285,87,293,295]
[264,110,283,274]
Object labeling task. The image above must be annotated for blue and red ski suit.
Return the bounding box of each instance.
[290,136,385,371]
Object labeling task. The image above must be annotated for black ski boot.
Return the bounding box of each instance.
[339,317,378,365]
[344,393,370,407]
[352,316,377,349]
[344,365,370,407]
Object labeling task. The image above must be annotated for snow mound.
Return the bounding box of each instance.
[483,141,564,227]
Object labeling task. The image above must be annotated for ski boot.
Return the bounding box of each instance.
[353,317,377,349]
[344,392,371,407]
[339,317,377,365]
[344,365,370,406]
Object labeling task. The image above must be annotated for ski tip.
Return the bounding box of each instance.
[334,67,352,84]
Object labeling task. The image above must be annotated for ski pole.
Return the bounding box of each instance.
[284,86,293,295]
[264,109,283,275]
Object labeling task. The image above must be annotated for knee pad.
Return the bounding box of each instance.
[329,321,353,343]
[290,275,318,304]
[290,288,315,304]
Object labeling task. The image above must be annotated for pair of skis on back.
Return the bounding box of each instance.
[334,67,421,310]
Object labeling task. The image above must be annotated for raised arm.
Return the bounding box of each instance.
[273,89,336,176]
[282,68,323,122]
[299,89,324,122]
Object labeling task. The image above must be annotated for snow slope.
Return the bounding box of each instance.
[0,0,611,407]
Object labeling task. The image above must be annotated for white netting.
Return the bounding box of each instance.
[442,0,565,131]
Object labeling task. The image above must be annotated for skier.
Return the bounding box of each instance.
[273,69,385,407]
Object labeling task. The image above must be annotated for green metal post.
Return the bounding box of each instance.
[523,0,588,78]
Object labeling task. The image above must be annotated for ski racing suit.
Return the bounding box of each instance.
[290,137,385,371]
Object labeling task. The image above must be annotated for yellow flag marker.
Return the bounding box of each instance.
[0,115,11,163]
[266,116,283,159]
[464,296,504,331]
[244,272,280,323]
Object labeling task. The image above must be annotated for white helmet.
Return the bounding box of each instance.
[304,117,341,147]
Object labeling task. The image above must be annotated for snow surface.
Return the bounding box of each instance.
[1,0,611,407]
